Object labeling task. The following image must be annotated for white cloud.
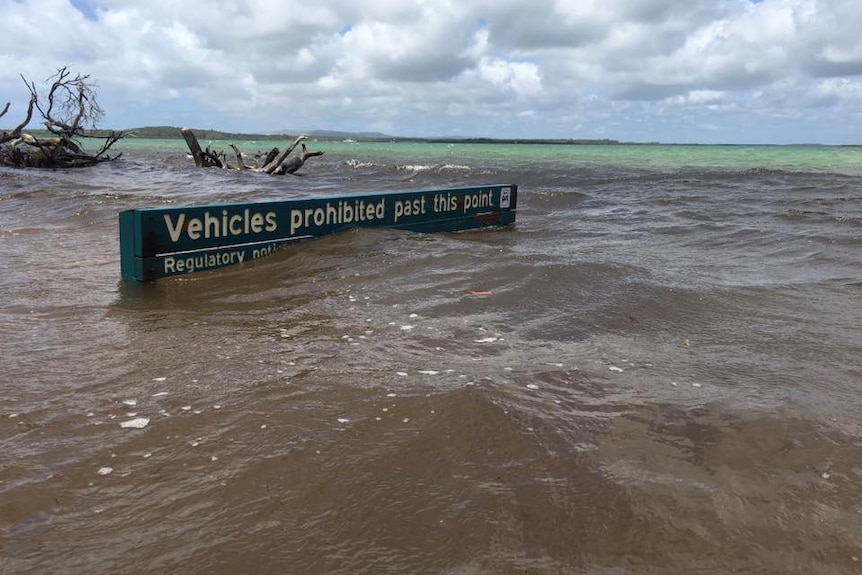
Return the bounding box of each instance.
[475,58,543,99]
[0,0,860,143]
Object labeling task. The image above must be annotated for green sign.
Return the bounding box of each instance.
[119,184,517,281]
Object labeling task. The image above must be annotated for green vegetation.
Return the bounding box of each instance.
[124,126,293,141]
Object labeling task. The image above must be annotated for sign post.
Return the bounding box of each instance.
[119,184,517,282]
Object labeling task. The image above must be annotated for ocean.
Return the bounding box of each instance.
[1,138,861,574]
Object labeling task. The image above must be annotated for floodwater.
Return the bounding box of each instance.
[1,139,861,574]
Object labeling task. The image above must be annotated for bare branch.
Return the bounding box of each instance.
[274,144,326,175]
[1,93,37,144]
[259,148,279,169]
[262,135,307,174]
[2,66,123,168]
[92,131,126,158]
[181,129,323,176]
[229,144,248,171]
[32,67,102,137]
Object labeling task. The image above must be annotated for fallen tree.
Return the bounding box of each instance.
[0,66,124,168]
[181,127,323,175]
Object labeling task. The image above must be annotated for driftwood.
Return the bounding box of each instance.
[0,67,123,168]
[181,128,323,175]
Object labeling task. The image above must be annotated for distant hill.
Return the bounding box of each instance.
[301,129,393,140]
[124,126,297,141]
[121,126,398,141]
[114,126,627,145]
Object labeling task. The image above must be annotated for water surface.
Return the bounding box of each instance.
[1,139,861,574]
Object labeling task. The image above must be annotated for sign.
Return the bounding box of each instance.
[119,184,518,281]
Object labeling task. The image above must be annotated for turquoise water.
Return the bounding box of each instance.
[117,137,862,174]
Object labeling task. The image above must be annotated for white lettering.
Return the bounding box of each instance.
[163,210,278,243]
[163,250,247,275]
[289,199,386,235]
[463,191,493,212]
[164,214,186,242]
[393,197,427,222]
[187,218,203,239]
[229,214,243,235]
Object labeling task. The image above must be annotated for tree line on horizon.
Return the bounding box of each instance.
[114,125,626,145]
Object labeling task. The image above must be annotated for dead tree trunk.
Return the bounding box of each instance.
[1,67,124,169]
[181,127,222,168]
[181,128,323,175]
[272,144,325,175]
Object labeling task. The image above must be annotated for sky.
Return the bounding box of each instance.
[1,0,861,144]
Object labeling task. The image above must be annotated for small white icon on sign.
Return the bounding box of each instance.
[500,187,511,208]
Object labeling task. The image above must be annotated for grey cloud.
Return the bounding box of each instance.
[372,53,475,83]
[805,57,862,79]
[612,82,690,101]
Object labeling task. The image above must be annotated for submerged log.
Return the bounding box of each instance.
[181,128,323,175]
[181,127,220,168]
[273,144,325,175]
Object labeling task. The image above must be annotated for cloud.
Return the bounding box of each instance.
[1,0,860,143]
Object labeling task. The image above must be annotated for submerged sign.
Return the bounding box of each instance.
[119,184,517,281]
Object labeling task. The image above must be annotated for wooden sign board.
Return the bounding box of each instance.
[119,184,517,281]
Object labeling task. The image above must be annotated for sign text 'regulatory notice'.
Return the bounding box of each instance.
[119,185,517,282]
